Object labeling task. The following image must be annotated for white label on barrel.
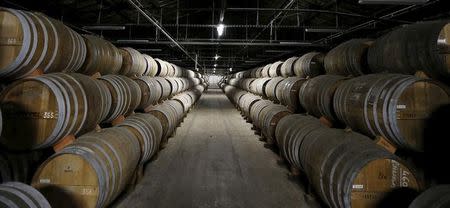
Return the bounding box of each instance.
[397,104,407,109]
[352,184,364,189]
[40,179,51,184]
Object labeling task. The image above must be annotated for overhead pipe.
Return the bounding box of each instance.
[126,0,202,68]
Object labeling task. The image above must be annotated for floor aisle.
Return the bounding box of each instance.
[116,88,319,208]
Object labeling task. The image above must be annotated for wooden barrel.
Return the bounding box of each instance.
[172,64,183,77]
[268,61,283,77]
[154,77,172,100]
[118,47,146,77]
[333,74,450,152]
[280,56,299,77]
[0,182,51,208]
[298,75,347,122]
[135,77,163,110]
[259,105,292,143]
[182,69,195,78]
[93,79,113,122]
[294,52,325,78]
[0,8,87,80]
[165,78,180,95]
[275,115,323,170]
[242,78,255,91]
[99,75,142,122]
[174,78,184,92]
[117,113,162,164]
[0,73,103,150]
[253,78,271,97]
[324,39,373,76]
[165,63,175,77]
[146,103,179,142]
[409,185,450,208]
[142,54,159,77]
[368,21,450,82]
[154,58,168,77]
[78,35,122,75]
[239,94,262,119]
[233,91,247,109]
[249,100,273,129]
[32,127,140,208]
[172,93,193,112]
[261,64,271,77]
[264,77,285,102]
[275,77,306,112]
[299,126,420,208]
[250,67,260,78]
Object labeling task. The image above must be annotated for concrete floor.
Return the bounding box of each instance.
[116,88,319,208]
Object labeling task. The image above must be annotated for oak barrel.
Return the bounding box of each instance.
[409,185,450,208]
[117,113,163,164]
[294,52,325,78]
[275,77,306,112]
[298,75,347,122]
[99,75,142,122]
[0,182,51,208]
[264,77,285,102]
[368,21,450,81]
[0,73,104,150]
[268,61,283,77]
[78,35,122,75]
[324,39,373,76]
[135,76,163,110]
[142,54,159,77]
[0,8,86,80]
[280,56,299,77]
[118,47,146,77]
[333,74,450,151]
[32,127,140,208]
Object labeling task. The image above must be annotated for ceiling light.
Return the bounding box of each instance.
[305,28,342,33]
[214,64,218,67]
[214,54,220,60]
[116,39,149,43]
[229,68,232,72]
[217,23,225,37]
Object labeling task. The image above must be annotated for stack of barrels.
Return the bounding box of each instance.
[0,182,51,208]
[0,7,203,81]
[30,81,206,208]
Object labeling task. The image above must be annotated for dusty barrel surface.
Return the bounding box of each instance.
[264,77,285,102]
[261,64,271,78]
[79,35,122,75]
[118,47,146,77]
[324,39,373,76]
[280,56,299,77]
[135,76,163,110]
[0,182,51,208]
[142,54,159,77]
[269,61,284,77]
[368,21,450,81]
[117,113,163,164]
[298,75,347,122]
[154,58,168,77]
[275,77,306,112]
[154,77,172,100]
[333,74,450,151]
[259,104,292,143]
[409,185,450,208]
[99,75,142,122]
[0,8,86,80]
[0,73,104,150]
[294,52,325,78]
[32,127,140,208]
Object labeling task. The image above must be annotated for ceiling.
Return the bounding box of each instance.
[2,0,450,74]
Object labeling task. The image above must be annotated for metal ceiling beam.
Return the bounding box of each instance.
[126,0,202,68]
[114,40,324,47]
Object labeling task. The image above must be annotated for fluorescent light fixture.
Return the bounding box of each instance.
[138,48,163,52]
[214,54,220,60]
[117,39,150,43]
[244,60,260,63]
[214,64,218,67]
[217,24,225,37]
[359,0,428,4]
[279,41,312,45]
[305,28,342,33]
[83,25,126,30]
